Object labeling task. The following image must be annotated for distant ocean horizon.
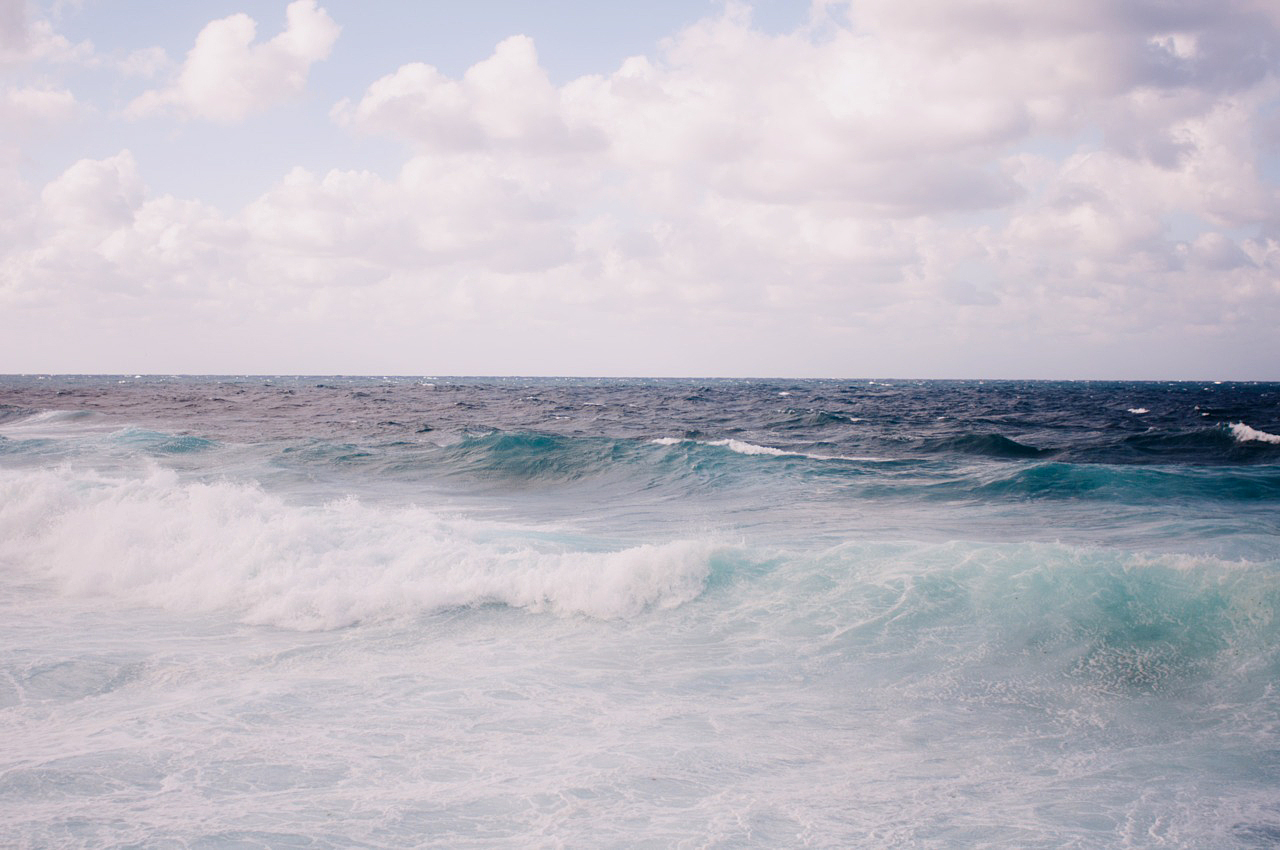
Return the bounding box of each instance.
[9,373,1274,381]
[3,375,1278,848]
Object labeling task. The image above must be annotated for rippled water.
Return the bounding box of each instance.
[2,376,1278,847]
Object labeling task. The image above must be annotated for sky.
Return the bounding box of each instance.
[1,0,1278,379]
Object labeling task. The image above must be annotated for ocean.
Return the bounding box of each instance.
[2,375,1278,848]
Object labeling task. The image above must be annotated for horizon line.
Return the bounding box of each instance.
[3,374,1275,384]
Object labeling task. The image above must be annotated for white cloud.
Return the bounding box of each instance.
[1,0,1278,375]
[2,83,77,127]
[0,12,94,67]
[39,150,143,229]
[333,35,603,155]
[129,0,339,123]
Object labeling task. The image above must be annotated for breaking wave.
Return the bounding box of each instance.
[1232,423,1280,445]
[0,467,722,630]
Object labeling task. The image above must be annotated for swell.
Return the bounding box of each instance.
[113,427,218,455]
[1105,424,1280,463]
[0,404,37,425]
[6,420,1276,515]
[971,462,1280,502]
[916,432,1052,459]
[435,431,637,481]
[417,431,1280,505]
[2,463,1277,703]
[799,541,1280,697]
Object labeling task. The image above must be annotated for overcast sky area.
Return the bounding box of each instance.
[2,0,1278,378]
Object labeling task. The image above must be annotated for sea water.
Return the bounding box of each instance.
[1,376,1278,848]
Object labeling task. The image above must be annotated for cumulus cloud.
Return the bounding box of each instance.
[129,0,338,123]
[333,35,604,154]
[332,1,1278,220]
[39,150,144,229]
[2,0,1279,375]
[326,1,1280,285]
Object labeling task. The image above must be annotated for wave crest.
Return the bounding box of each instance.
[1231,423,1280,445]
[0,467,718,629]
[651,437,882,463]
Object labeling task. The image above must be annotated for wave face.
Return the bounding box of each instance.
[2,376,1280,848]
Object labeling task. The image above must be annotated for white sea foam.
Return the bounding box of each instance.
[650,437,885,462]
[650,437,793,456]
[709,438,790,456]
[0,467,717,629]
[1128,407,1149,414]
[1230,423,1280,444]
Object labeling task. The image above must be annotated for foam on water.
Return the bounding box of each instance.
[4,533,1278,848]
[651,437,787,456]
[651,436,884,463]
[1232,422,1280,444]
[706,438,789,456]
[0,466,719,629]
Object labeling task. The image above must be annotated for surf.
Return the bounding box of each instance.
[0,465,725,629]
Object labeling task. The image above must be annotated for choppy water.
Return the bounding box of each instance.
[2,376,1278,848]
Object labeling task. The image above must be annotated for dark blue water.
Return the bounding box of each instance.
[2,376,1278,847]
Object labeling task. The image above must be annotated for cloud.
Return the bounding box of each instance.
[333,35,604,155]
[0,83,78,209]
[2,83,77,128]
[39,150,144,229]
[0,11,94,67]
[1,0,1278,375]
[128,0,339,123]
[332,0,1278,221]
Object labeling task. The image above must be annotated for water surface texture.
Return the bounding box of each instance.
[2,376,1278,848]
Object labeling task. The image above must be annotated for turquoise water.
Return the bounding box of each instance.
[1,377,1278,847]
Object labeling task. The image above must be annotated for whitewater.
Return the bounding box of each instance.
[2,376,1278,848]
